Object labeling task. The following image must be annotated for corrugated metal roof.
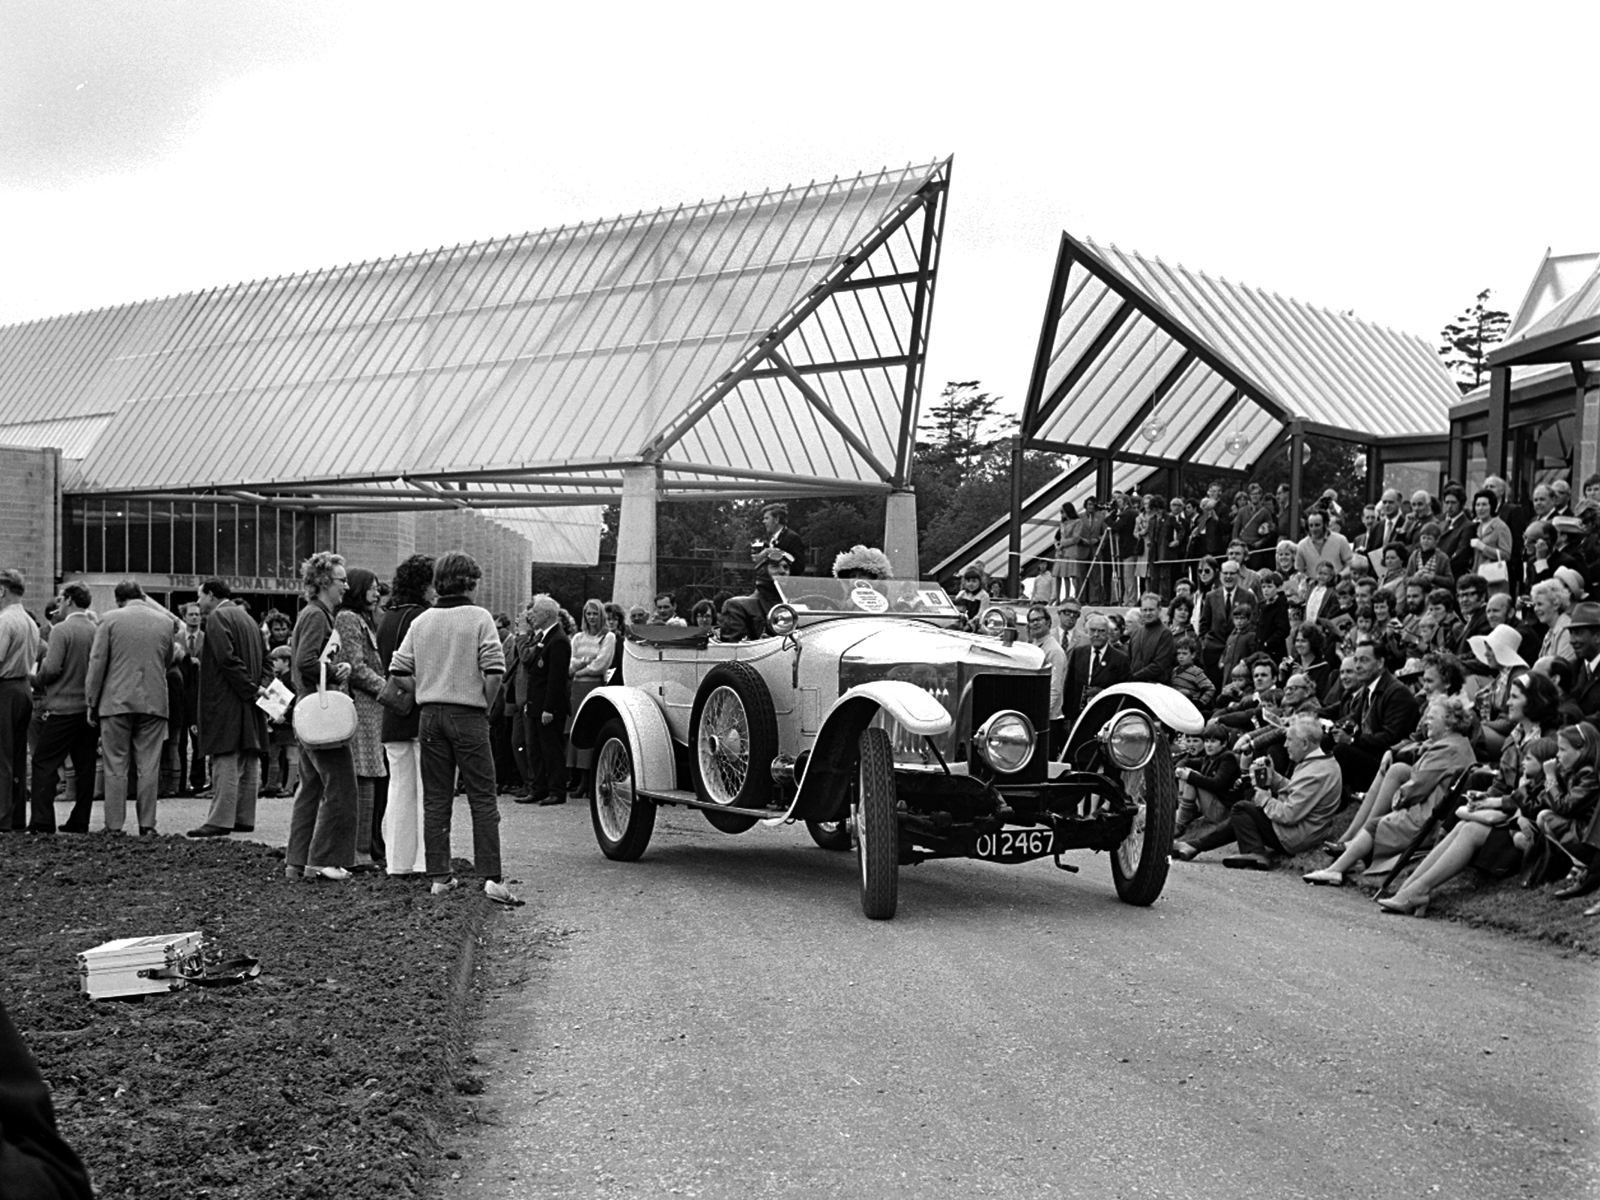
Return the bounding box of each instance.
[1028,235,1459,472]
[1507,249,1600,339]
[1498,256,1600,348]
[0,160,948,506]
[0,413,115,459]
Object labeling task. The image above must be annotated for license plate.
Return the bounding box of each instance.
[973,828,1055,862]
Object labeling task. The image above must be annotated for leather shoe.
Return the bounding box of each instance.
[139,826,157,837]
[1302,867,1345,886]
[60,823,89,834]
[232,824,254,833]
[515,793,544,805]
[538,795,567,806]
[1171,842,1199,862]
[1223,853,1273,870]
[1554,866,1600,901]
[185,824,233,839]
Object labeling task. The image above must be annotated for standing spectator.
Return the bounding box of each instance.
[1127,592,1175,685]
[564,598,616,799]
[1254,570,1291,664]
[285,552,357,882]
[1112,491,1141,605]
[1063,613,1128,723]
[387,551,517,903]
[1295,509,1351,581]
[518,594,571,805]
[378,554,434,877]
[28,583,96,833]
[262,646,298,797]
[761,503,806,574]
[85,581,178,836]
[185,579,269,839]
[332,568,389,869]
[1026,605,1067,757]
[1079,497,1109,604]
[1143,494,1170,598]
[1477,480,1519,594]
[0,570,39,832]
[169,602,203,798]
[1054,502,1084,602]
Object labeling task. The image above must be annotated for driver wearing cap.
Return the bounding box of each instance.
[719,545,793,642]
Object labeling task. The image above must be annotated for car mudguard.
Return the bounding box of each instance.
[781,681,953,823]
[1062,682,1204,765]
[569,686,677,793]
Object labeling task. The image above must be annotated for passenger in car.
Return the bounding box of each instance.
[832,545,893,580]
[719,546,792,642]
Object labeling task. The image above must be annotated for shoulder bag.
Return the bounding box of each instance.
[292,627,357,747]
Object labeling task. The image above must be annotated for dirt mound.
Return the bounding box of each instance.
[2,833,488,1199]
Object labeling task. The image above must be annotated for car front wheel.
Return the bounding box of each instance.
[855,727,898,919]
[1109,731,1175,905]
[590,719,655,861]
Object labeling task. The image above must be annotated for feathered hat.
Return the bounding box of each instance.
[832,545,893,579]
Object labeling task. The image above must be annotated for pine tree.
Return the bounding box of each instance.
[1438,288,1511,394]
[918,380,1005,474]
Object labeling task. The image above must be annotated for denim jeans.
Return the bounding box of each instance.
[418,704,501,880]
[101,712,166,832]
[204,751,260,831]
[286,740,358,869]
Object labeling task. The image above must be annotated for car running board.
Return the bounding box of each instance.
[636,788,786,820]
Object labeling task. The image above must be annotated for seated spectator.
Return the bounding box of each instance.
[1305,694,1477,885]
[1284,620,1336,702]
[1215,655,1281,727]
[1531,578,1575,664]
[1330,637,1421,793]
[626,604,649,627]
[1169,636,1215,712]
[1406,523,1453,587]
[1174,720,1240,835]
[1173,713,1343,868]
[1232,671,1323,774]
[1534,721,1600,895]
[1167,594,1196,640]
[1377,671,1561,914]
[690,599,717,631]
[1469,624,1528,757]
[951,561,991,629]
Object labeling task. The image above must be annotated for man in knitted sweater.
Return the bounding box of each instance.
[388,551,519,905]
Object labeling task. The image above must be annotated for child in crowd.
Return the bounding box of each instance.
[1169,636,1216,712]
[1215,660,1251,709]
[1220,597,1257,687]
[1173,720,1240,835]
[262,644,298,798]
[1536,722,1600,881]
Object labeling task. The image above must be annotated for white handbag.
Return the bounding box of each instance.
[292,626,357,748]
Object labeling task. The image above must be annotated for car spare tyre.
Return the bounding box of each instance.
[689,661,778,833]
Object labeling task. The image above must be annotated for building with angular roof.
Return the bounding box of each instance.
[0,158,950,613]
[935,232,1462,586]
[1450,248,1600,497]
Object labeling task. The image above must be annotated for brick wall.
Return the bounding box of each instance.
[335,509,531,618]
[0,445,60,621]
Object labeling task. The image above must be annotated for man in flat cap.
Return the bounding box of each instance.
[720,546,793,642]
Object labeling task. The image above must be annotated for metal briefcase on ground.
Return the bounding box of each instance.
[77,931,204,1000]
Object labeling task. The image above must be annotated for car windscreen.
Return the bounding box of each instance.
[774,578,960,618]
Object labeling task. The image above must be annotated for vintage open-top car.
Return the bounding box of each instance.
[569,577,1204,919]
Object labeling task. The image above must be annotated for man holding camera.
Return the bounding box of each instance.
[1330,636,1419,792]
[1174,713,1343,869]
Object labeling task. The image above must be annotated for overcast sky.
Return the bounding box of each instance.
[2,0,1593,419]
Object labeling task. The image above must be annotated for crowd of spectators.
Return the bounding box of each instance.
[984,472,1600,917]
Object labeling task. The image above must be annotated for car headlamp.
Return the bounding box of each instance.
[974,710,1035,773]
[980,608,1007,635]
[768,603,798,636]
[1099,710,1156,770]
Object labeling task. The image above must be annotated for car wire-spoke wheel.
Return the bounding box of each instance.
[1109,731,1175,905]
[697,686,750,805]
[588,720,655,861]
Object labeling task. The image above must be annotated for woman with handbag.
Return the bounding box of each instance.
[285,551,359,883]
[333,567,389,871]
[377,555,433,877]
[563,599,616,800]
[1470,488,1514,597]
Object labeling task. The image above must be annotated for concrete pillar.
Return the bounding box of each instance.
[613,464,658,608]
[884,488,919,579]
[1577,384,1600,486]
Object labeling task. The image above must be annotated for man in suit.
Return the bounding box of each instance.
[1330,636,1420,792]
[186,579,269,839]
[27,583,99,833]
[518,593,571,806]
[1199,559,1251,684]
[1376,488,1412,551]
[85,581,181,835]
[1063,613,1129,724]
[1436,484,1475,578]
[1565,602,1600,721]
[761,503,807,576]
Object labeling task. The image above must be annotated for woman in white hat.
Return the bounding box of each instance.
[1471,623,1529,757]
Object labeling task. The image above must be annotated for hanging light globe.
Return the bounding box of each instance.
[1225,430,1251,457]
[1139,417,1167,444]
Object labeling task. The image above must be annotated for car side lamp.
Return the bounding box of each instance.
[767,603,801,686]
